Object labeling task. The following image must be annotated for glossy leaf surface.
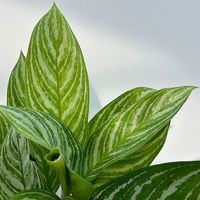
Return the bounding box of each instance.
[0,112,10,146]
[89,87,169,186]
[92,161,200,200]
[7,52,26,107]
[9,189,60,200]
[25,4,89,146]
[6,53,60,193]
[89,87,155,137]
[0,129,48,199]
[94,124,170,187]
[84,86,195,182]
[0,106,82,174]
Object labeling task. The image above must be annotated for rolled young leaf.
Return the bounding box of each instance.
[9,189,60,200]
[7,51,26,107]
[25,3,89,146]
[84,86,195,182]
[45,148,70,198]
[0,105,82,174]
[6,52,60,192]
[88,87,170,186]
[0,106,93,200]
[92,161,200,200]
[0,129,48,199]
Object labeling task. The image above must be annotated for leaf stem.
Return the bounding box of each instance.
[45,148,70,198]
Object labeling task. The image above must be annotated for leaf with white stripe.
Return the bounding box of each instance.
[94,124,170,187]
[0,129,48,199]
[92,161,200,200]
[89,87,170,186]
[0,112,10,146]
[84,86,195,182]
[0,105,82,174]
[0,105,93,199]
[25,3,89,146]
[9,189,60,200]
[7,52,26,107]
[6,52,60,193]
[89,87,155,138]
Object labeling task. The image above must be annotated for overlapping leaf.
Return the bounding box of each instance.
[88,87,170,186]
[84,86,195,182]
[25,4,89,146]
[92,161,200,200]
[7,52,26,107]
[94,124,170,187]
[5,52,60,193]
[0,129,48,199]
[9,189,60,200]
[0,105,82,175]
[0,112,10,146]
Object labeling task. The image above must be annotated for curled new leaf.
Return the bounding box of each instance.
[0,105,82,174]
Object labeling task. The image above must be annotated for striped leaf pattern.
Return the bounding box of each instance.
[7,52,26,107]
[88,87,169,186]
[6,52,60,193]
[28,142,60,193]
[84,86,195,182]
[94,124,170,187]
[0,112,10,146]
[25,3,89,146]
[92,161,200,200]
[0,105,83,175]
[0,129,48,199]
[89,87,155,137]
[9,189,60,200]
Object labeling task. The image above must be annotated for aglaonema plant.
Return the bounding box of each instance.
[0,3,199,200]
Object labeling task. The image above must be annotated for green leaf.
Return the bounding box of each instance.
[25,3,89,146]
[88,87,170,186]
[89,87,155,137]
[6,52,60,193]
[0,105,82,174]
[7,52,26,107]
[0,106,93,200]
[9,189,60,200]
[0,128,49,199]
[0,112,10,146]
[94,124,170,187]
[92,161,200,200]
[84,86,195,182]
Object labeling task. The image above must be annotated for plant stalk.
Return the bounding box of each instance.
[45,148,70,199]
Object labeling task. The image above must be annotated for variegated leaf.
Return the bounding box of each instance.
[94,124,170,187]
[89,87,155,137]
[0,112,10,146]
[7,52,26,107]
[0,105,82,175]
[25,3,89,146]
[9,189,60,200]
[84,86,195,182]
[92,161,200,200]
[6,52,60,192]
[0,129,49,199]
[89,87,170,186]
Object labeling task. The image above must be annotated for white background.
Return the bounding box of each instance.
[0,0,199,163]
